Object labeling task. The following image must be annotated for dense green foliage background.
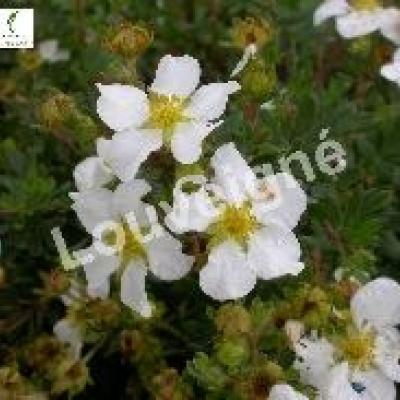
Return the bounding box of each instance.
[1,0,400,398]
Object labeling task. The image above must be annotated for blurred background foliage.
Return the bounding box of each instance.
[0,0,400,398]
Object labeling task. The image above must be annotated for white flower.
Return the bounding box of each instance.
[95,55,240,181]
[70,179,193,317]
[268,384,309,400]
[73,156,114,191]
[294,277,400,399]
[38,39,70,63]
[380,48,400,85]
[314,0,400,43]
[166,143,307,301]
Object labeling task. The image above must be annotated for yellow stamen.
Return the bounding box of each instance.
[148,93,188,134]
[338,330,375,370]
[208,204,258,247]
[350,0,380,11]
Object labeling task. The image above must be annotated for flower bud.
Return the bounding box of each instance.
[103,22,153,58]
[17,50,42,72]
[216,337,250,368]
[214,303,252,337]
[232,17,274,50]
[241,59,277,100]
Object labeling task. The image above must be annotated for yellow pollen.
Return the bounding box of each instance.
[208,204,258,247]
[338,331,375,370]
[350,0,379,11]
[102,224,146,265]
[148,93,187,133]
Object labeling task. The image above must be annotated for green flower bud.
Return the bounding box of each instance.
[216,337,250,368]
[241,59,277,100]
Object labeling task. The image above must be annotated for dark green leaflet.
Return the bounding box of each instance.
[7,11,19,34]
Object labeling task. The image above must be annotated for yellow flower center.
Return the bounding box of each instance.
[208,204,258,247]
[338,331,375,370]
[102,224,146,265]
[148,93,188,134]
[350,0,379,11]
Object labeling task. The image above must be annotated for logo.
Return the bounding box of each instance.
[0,9,34,48]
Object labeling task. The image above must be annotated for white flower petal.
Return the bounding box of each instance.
[150,55,201,97]
[325,363,396,400]
[379,7,400,45]
[73,156,113,191]
[146,229,193,280]
[248,226,304,280]
[350,277,400,331]
[375,328,400,382]
[336,10,382,38]
[170,121,221,164]
[166,180,219,233]
[231,44,258,77]
[185,81,240,121]
[380,61,400,84]
[96,83,149,131]
[53,319,82,360]
[71,188,115,234]
[211,142,257,205]
[75,246,119,299]
[97,128,162,182]
[199,241,256,301]
[294,336,335,391]
[112,179,151,226]
[120,259,152,318]
[253,173,307,230]
[269,384,308,400]
[313,0,350,25]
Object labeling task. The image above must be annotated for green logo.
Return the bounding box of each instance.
[7,10,19,34]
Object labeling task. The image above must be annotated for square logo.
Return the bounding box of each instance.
[0,9,34,49]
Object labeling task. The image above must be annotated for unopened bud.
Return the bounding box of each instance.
[232,17,273,50]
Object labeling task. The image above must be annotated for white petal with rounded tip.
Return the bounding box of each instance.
[53,319,83,360]
[379,7,400,45]
[375,328,400,382]
[248,226,304,280]
[336,10,382,38]
[166,185,219,234]
[150,55,201,97]
[253,173,307,230]
[112,179,151,227]
[96,84,149,131]
[146,229,193,280]
[73,156,113,191]
[313,0,350,25]
[269,384,308,400]
[199,241,256,301]
[211,142,257,205]
[324,362,396,400]
[71,188,115,234]
[380,62,400,84]
[97,129,163,182]
[294,336,335,391]
[350,277,400,331]
[120,259,152,318]
[75,246,119,299]
[171,121,220,164]
[185,81,240,121]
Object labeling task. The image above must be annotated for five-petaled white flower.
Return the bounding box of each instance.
[314,0,400,44]
[380,48,400,85]
[166,142,307,301]
[38,39,70,63]
[95,55,240,182]
[294,277,400,400]
[70,179,193,317]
